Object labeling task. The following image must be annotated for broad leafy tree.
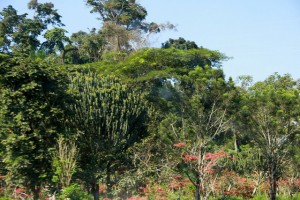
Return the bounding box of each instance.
[0,55,69,200]
[41,27,74,64]
[0,1,63,54]
[113,48,227,80]
[69,29,105,63]
[107,47,230,198]
[0,6,28,53]
[27,0,63,26]
[0,6,41,53]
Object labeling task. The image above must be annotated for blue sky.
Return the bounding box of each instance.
[1,0,300,82]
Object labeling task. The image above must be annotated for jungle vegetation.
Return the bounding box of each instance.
[0,1,299,200]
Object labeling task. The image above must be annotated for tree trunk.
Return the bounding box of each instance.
[195,177,201,200]
[269,176,277,200]
[32,187,40,200]
[233,132,240,152]
[91,182,99,200]
[117,35,121,52]
[269,161,277,200]
[106,162,112,198]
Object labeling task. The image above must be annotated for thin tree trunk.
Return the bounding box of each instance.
[269,161,277,200]
[106,162,112,198]
[117,35,121,52]
[270,175,277,200]
[33,187,40,200]
[195,177,201,200]
[91,182,99,200]
[233,133,240,152]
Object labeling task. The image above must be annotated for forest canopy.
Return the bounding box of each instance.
[0,1,299,200]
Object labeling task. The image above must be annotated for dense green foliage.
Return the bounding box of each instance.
[0,55,69,199]
[0,1,63,54]
[162,37,199,50]
[0,1,299,200]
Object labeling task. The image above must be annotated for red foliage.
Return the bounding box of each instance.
[205,168,215,174]
[219,170,255,199]
[169,177,191,191]
[15,188,25,194]
[174,175,182,179]
[183,155,198,162]
[138,186,149,196]
[155,187,166,195]
[173,142,186,147]
[204,150,226,160]
[99,184,107,194]
[277,177,300,194]
[13,187,32,199]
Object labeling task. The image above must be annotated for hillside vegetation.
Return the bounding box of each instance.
[0,1,299,200]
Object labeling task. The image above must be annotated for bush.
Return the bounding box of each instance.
[277,193,300,200]
[59,184,92,200]
[251,194,267,200]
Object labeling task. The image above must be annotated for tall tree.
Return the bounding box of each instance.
[69,29,105,63]
[0,6,40,53]
[67,71,148,200]
[242,73,300,200]
[86,0,175,52]
[0,6,28,53]
[102,48,227,193]
[86,0,147,30]
[101,21,133,52]
[41,27,75,64]
[0,1,63,54]
[170,66,235,200]
[27,0,63,27]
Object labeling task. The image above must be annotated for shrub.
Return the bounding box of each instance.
[59,184,92,200]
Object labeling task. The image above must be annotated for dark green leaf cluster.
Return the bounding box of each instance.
[0,56,69,198]
[0,2,63,54]
[162,37,199,50]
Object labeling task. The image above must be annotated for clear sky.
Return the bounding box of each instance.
[1,0,300,82]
